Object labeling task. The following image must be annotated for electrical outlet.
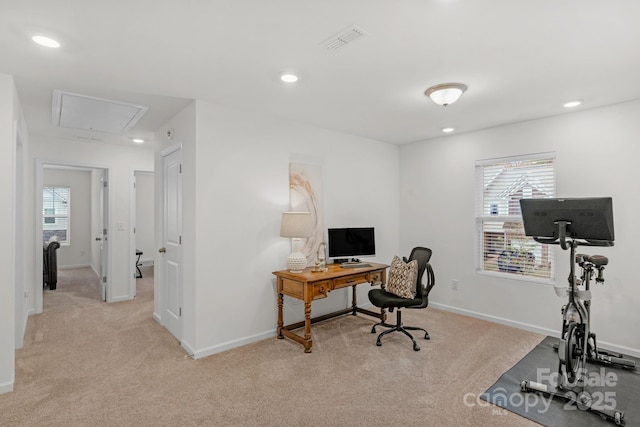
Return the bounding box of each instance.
[452,279,459,291]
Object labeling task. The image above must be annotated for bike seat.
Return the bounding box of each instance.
[587,255,608,267]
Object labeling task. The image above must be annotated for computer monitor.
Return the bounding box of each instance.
[519,197,614,244]
[327,227,376,258]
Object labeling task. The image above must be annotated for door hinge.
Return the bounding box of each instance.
[102,276,107,283]
[103,181,108,188]
[133,227,136,234]
[179,235,182,245]
[179,163,182,173]
[179,307,182,317]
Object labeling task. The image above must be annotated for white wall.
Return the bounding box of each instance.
[135,172,155,264]
[399,100,640,356]
[29,136,154,304]
[155,100,400,358]
[0,73,20,394]
[43,168,92,268]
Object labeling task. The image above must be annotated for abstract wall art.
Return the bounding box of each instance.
[289,161,325,266]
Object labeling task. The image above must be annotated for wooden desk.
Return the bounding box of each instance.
[272,262,388,353]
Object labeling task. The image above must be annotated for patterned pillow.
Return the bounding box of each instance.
[386,256,418,299]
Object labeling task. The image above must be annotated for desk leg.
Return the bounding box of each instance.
[277,279,284,339]
[351,285,358,315]
[303,301,312,353]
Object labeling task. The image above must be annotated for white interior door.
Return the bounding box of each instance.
[161,147,182,340]
[99,171,109,301]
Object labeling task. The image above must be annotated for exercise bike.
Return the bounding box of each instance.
[517,198,635,426]
[556,251,636,380]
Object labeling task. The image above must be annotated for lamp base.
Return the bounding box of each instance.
[286,251,308,273]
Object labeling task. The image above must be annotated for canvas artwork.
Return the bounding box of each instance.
[289,162,325,266]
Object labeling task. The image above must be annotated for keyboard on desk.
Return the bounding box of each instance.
[340,263,371,268]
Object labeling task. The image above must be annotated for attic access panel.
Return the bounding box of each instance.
[52,90,148,134]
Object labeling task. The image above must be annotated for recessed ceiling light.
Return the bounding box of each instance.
[280,73,298,83]
[32,35,60,48]
[442,127,455,133]
[563,100,582,108]
[132,138,144,144]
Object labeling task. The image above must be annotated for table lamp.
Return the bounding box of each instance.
[280,212,312,273]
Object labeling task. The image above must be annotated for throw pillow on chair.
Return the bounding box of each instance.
[386,255,417,299]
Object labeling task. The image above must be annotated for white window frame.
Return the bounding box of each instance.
[475,152,556,284]
[43,186,71,246]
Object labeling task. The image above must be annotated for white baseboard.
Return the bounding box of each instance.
[181,340,196,357]
[0,376,14,395]
[110,295,132,303]
[430,302,640,358]
[191,330,276,360]
[153,312,162,323]
[58,264,91,270]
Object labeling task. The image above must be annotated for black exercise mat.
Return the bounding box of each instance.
[481,336,640,426]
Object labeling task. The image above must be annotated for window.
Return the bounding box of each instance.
[475,153,555,282]
[43,186,70,244]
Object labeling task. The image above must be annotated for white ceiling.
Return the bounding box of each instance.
[2,0,640,147]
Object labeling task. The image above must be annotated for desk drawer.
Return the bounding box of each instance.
[311,280,332,299]
[281,278,304,298]
[334,273,369,289]
[368,270,384,285]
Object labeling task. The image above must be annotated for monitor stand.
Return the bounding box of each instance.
[333,258,360,264]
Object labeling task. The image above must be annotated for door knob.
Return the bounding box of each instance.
[158,247,166,253]
[95,237,102,241]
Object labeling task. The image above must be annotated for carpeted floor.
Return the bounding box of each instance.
[1,267,545,426]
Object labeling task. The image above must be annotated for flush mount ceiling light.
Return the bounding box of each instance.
[280,73,299,83]
[132,138,145,144]
[442,127,455,133]
[563,100,582,108]
[32,35,60,48]
[425,83,467,106]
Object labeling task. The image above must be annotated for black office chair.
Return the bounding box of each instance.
[43,240,61,290]
[368,247,435,351]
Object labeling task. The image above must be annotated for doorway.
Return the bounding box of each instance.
[36,162,110,312]
[130,170,155,298]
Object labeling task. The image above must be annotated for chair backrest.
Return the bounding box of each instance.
[403,247,435,304]
[43,241,60,287]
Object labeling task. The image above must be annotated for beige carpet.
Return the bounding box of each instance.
[1,267,544,426]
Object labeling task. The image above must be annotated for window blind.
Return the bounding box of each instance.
[475,153,556,281]
[43,186,70,244]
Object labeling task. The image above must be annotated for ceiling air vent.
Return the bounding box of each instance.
[321,25,368,51]
[52,90,148,134]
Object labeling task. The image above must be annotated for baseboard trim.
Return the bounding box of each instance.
[0,376,14,395]
[181,340,196,357]
[430,302,640,358]
[153,312,161,323]
[58,264,91,270]
[110,295,132,303]
[191,330,276,360]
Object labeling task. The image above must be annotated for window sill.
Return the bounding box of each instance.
[476,269,555,286]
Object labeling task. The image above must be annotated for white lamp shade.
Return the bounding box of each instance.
[425,83,467,106]
[280,212,312,238]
